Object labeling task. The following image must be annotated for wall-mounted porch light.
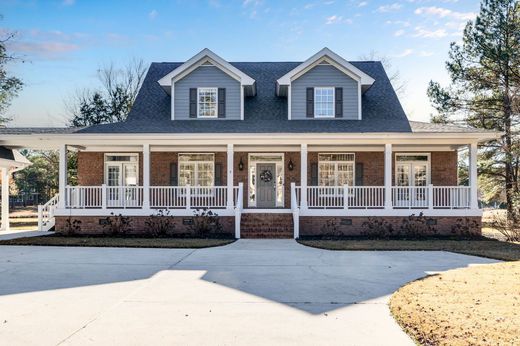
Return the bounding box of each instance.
[238,157,244,171]
[288,159,294,171]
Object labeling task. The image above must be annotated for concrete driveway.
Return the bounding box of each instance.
[0,240,497,345]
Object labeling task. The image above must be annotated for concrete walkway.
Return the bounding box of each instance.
[0,240,497,345]
[0,229,53,240]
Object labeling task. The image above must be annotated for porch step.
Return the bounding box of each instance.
[240,213,293,239]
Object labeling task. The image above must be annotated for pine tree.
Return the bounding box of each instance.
[428,0,520,222]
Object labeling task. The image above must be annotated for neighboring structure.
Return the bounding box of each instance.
[0,146,31,232]
[0,48,499,238]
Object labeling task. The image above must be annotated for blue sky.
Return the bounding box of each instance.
[2,0,479,126]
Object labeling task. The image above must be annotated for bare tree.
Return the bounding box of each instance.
[0,16,24,125]
[67,58,147,127]
[358,50,406,98]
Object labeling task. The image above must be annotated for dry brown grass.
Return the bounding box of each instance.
[390,262,520,346]
[298,239,520,261]
[0,235,235,249]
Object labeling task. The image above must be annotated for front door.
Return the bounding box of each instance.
[256,163,276,208]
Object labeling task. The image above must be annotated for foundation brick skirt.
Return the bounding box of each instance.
[55,215,235,236]
[299,216,482,237]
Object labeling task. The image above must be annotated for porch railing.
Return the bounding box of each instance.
[292,185,471,210]
[65,185,240,209]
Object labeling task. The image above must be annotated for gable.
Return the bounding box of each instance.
[174,65,241,120]
[291,64,359,120]
[276,48,375,97]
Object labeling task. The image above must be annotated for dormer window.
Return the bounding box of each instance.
[314,87,335,118]
[197,88,218,118]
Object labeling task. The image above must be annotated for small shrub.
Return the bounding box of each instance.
[399,213,437,238]
[321,218,341,238]
[490,212,520,242]
[362,217,396,239]
[450,217,480,237]
[187,208,223,237]
[63,217,82,236]
[103,213,132,236]
[145,209,175,237]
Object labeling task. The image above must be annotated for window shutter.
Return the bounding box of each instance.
[218,88,226,118]
[306,87,314,118]
[170,163,178,186]
[310,163,318,186]
[215,163,223,186]
[355,162,363,186]
[189,88,197,118]
[335,87,343,118]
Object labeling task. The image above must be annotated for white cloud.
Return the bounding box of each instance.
[394,29,405,36]
[243,0,262,6]
[358,1,368,7]
[415,6,475,20]
[412,26,448,38]
[377,3,402,12]
[325,15,352,24]
[386,20,411,27]
[62,0,75,6]
[418,50,434,56]
[9,41,79,60]
[148,9,158,20]
[393,48,413,57]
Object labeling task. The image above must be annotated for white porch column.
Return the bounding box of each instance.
[227,144,234,209]
[300,144,308,209]
[384,143,393,210]
[142,144,150,208]
[58,144,67,209]
[1,167,10,232]
[469,142,478,209]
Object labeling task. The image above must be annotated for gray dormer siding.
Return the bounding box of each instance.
[174,66,241,120]
[291,64,358,120]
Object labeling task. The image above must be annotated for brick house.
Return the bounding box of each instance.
[0,48,499,238]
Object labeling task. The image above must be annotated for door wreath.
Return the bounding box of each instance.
[260,169,273,183]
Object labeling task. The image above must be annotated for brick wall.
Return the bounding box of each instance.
[306,151,457,186]
[77,150,458,207]
[55,215,235,235]
[78,151,228,186]
[299,215,481,236]
[77,152,144,186]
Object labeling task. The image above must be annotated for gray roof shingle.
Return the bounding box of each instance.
[1,63,487,136]
[0,127,79,134]
[77,61,415,134]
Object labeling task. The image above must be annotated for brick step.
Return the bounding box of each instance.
[240,213,293,239]
[240,232,293,239]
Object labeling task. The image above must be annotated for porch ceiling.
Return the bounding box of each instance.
[0,132,499,151]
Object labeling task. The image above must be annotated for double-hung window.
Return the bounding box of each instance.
[318,153,355,186]
[314,87,335,118]
[197,88,218,118]
[178,153,215,187]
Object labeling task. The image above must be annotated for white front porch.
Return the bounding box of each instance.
[36,138,482,238]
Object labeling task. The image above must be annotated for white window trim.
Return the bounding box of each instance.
[318,153,356,187]
[197,87,218,118]
[247,153,285,208]
[103,153,139,186]
[314,87,335,118]
[394,153,431,186]
[178,153,215,187]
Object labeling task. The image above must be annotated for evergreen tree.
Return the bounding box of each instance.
[428,0,520,222]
